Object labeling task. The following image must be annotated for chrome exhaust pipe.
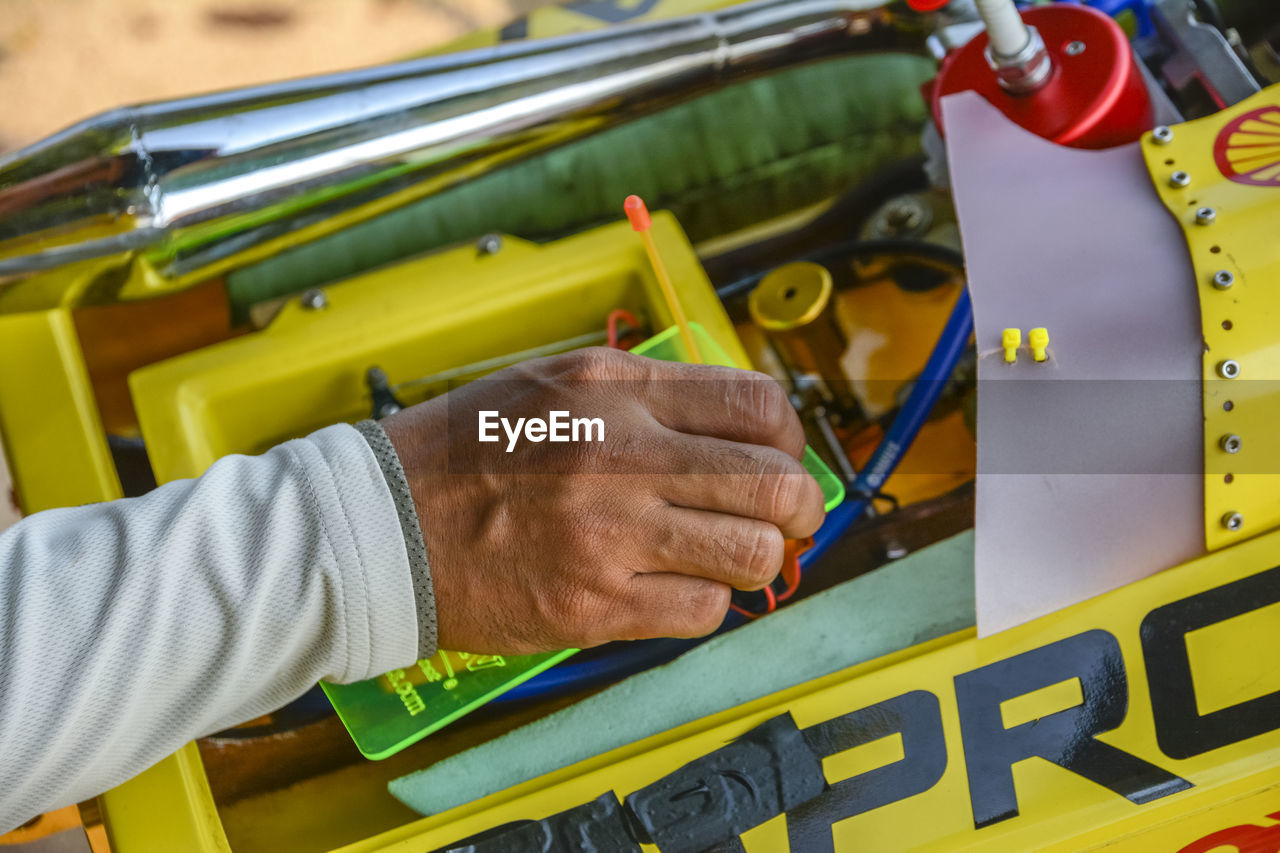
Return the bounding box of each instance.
[0,0,899,296]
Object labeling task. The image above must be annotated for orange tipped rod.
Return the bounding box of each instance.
[624,195,701,364]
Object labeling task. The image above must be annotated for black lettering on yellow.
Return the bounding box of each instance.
[786,691,947,852]
[1143,564,1280,759]
[954,630,1191,828]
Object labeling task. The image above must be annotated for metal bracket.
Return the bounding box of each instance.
[1152,0,1260,110]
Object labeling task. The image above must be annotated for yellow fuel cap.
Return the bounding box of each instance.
[748,261,834,331]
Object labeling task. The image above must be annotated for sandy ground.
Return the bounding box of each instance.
[0,0,544,154]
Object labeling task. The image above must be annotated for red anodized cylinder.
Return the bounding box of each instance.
[928,4,1154,149]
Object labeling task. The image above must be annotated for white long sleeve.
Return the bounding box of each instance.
[0,423,419,832]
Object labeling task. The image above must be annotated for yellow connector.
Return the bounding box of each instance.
[1029,327,1049,362]
[1002,328,1021,364]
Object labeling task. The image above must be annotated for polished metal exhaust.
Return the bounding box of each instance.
[0,0,900,299]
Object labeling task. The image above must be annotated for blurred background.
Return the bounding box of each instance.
[0,0,547,155]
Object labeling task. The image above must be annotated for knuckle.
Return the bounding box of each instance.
[560,347,625,382]
[741,374,795,441]
[779,412,807,458]
[562,586,621,647]
[685,583,731,636]
[741,524,784,586]
[752,460,805,523]
[797,475,826,534]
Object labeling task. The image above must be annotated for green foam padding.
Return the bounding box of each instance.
[227,52,935,321]
[388,531,975,816]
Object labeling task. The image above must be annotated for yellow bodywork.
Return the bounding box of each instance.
[341,527,1280,852]
[1142,83,1280,551]
[129,213,744,482]
[1,6,1276,852]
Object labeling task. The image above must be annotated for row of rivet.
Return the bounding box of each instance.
[1153,125,1243,533]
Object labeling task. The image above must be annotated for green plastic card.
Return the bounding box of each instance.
[629,323,845,511]
[322,649,577,759]
[323,322,844,759]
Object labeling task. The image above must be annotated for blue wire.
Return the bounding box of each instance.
[1017,0,1155,38]
[806,287,973,565]
[501,289,974,702]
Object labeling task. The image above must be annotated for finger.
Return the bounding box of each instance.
[627,357,807,459]
[610,573,732,641]
[653,434,827,538]
[644,507,785,591]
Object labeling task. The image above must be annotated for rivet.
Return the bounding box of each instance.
[1222,511,1244,532]
[1196,207,1217,226]
[476,233,503,255]
[1217,359,1241,379]
[1152,126,1174,144]
[300,288,328,310]
[1065,40,1086,56]
[1169,171,1191,188]
[1212,270,1234,289]
[1219,434,1242,454]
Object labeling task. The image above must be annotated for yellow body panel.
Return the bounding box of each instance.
[97,743,231,853]
[337,528,1280,853]
[1142,83,1280,551]
[129,213,744,481]
[0,309,121,512]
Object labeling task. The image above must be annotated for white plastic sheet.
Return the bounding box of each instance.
[943,92,1204,635]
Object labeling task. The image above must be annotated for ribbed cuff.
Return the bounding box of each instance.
[354,419,438,660]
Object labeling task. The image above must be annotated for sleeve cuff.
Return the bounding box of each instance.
[354,419,438,660]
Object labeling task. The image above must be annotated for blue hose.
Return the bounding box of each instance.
[502,288,974,702]
[1017,0,1156,38]
[805,287,973,565]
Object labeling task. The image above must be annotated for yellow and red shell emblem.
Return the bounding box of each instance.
[1214,106,1280,187]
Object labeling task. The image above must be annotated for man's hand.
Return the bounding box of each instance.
[380,347,825,654]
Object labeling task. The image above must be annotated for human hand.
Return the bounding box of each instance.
[380,347,825,654]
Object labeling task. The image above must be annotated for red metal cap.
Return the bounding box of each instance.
[907,0,952,10]
[623,195,652,232]
[930,4,1153,149]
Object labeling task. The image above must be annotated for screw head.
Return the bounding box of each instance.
[1220,434,1242,454]
[1065,40,1086,56]
[885,541,909,560]
[867,195,932,239]
[476,233,503,255]
[1222,511,1244,531]
[300,288,328,310]
[1196,207,1218,226]
[1217,359,1241,379]
[1212,270,1235,289]
[1152,126,1174,144]
[1169,171,1191,188]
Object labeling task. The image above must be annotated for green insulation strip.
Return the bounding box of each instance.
[388,531,975,817]
[227,53,935,321]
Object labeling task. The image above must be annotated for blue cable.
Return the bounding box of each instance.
[500,287,975,702]
[1017,0,1155,38]
[805,287,973,565]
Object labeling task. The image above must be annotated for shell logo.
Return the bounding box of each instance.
[1213,106,1280,187]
